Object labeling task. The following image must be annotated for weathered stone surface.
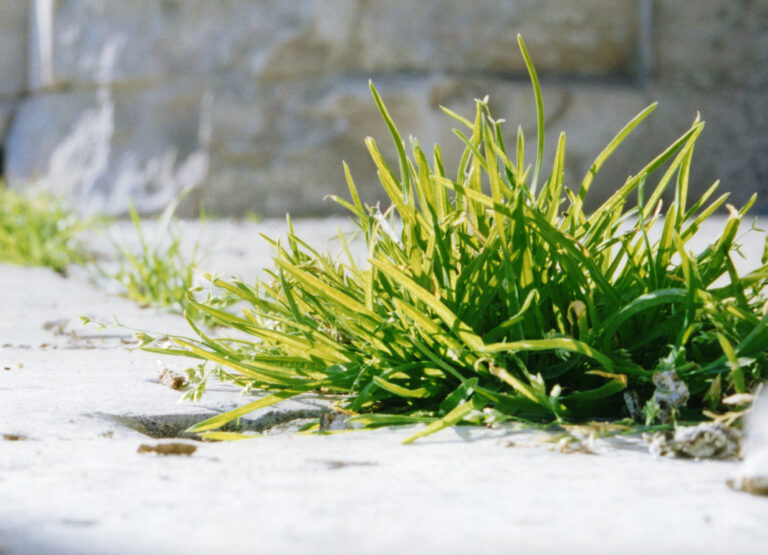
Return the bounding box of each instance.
[197,75,652,217]
[5,81,210,215]
[0,1,27,99]
[177,72,768,218]
[638,87,768,212]
[43,0,346,89]
[7,71,767,219]
[1,0,767,216]
[0,100,15,139]
[354,0,637,75]
[43,0,637,92]
[656,0,768,90]
[198,76,450,217]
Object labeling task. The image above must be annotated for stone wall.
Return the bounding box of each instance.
[0,0,766,216]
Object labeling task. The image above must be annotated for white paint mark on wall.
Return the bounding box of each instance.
[29,0,55,90]
[41,37,124,213]
[38,34,210,215]
[109,91,212,215]
[44,87,114,210]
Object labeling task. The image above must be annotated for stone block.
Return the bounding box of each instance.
[655,0,768,89]
[198,76,446,217]
[0,1,28,98]
[8,72,763,219]
[42,0,353,89]
[42,0,639,93]
[202,75,767,219]
[354,0,638,76]
[9,0,765,218]
[197,75,654,218]
[5,81,210,215]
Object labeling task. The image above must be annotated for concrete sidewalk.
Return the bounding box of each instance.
[1,218,767,555]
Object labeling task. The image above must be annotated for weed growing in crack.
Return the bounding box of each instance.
[0,185,94,274]
[103,194,237,321]
[139,36,768,443]
[104,200,198,313]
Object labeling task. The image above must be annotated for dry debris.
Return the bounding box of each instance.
[646,422,742,459]
[549,436,597,455]
[318,410,352,432]
[727,476,768,497]
[158,366,188,390]
[42,319,69,335]
[137,442,197,456]
[2,433,27,441]
[651,370,690,423]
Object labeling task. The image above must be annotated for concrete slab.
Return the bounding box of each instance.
[1,217,767,555]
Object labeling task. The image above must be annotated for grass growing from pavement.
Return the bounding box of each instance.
[0,183,201,315]
[105,199,199,313]
[0,185,92,274]
[140,36,768,442]
[102,197,238,327]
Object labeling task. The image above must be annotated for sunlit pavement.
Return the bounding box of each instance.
[1,217,767,555]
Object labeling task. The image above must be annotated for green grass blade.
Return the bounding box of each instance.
[403,399,476,444]
[517,34,545,194]
[187,391,303,433]
[578,103,658,203]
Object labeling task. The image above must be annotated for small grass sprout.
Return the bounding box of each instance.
[0,185,92,274]
[106,193,200,313]
[105,195,239,323]
[142,35,768,442]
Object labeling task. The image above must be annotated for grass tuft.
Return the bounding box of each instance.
[103,195,238,328]
[0,185,92,274]
[141,37,768,442]
[105,201,198,313]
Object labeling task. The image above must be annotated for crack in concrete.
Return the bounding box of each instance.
[92,408,327,440]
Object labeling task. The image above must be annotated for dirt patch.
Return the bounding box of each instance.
[138,442,197,456]
[42,319,69,335]
[2,433,27,441]
[727,476,768,497]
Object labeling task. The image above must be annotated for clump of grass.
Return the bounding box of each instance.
[105,196,238,322]
[107,202,197,312]
[141,36,768,442]
[0,185,92,274]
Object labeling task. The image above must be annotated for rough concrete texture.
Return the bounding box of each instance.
[655,0,768,91]
[0,1,766,217]
[0,0,27,99]
[198,77,654,218]
[40,0,637,86]
[1,218,767,555]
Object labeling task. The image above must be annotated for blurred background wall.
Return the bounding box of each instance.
[0,0,766,217]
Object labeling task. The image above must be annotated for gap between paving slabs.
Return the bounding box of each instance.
[49,313,343,441]
[94,408,327,441]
